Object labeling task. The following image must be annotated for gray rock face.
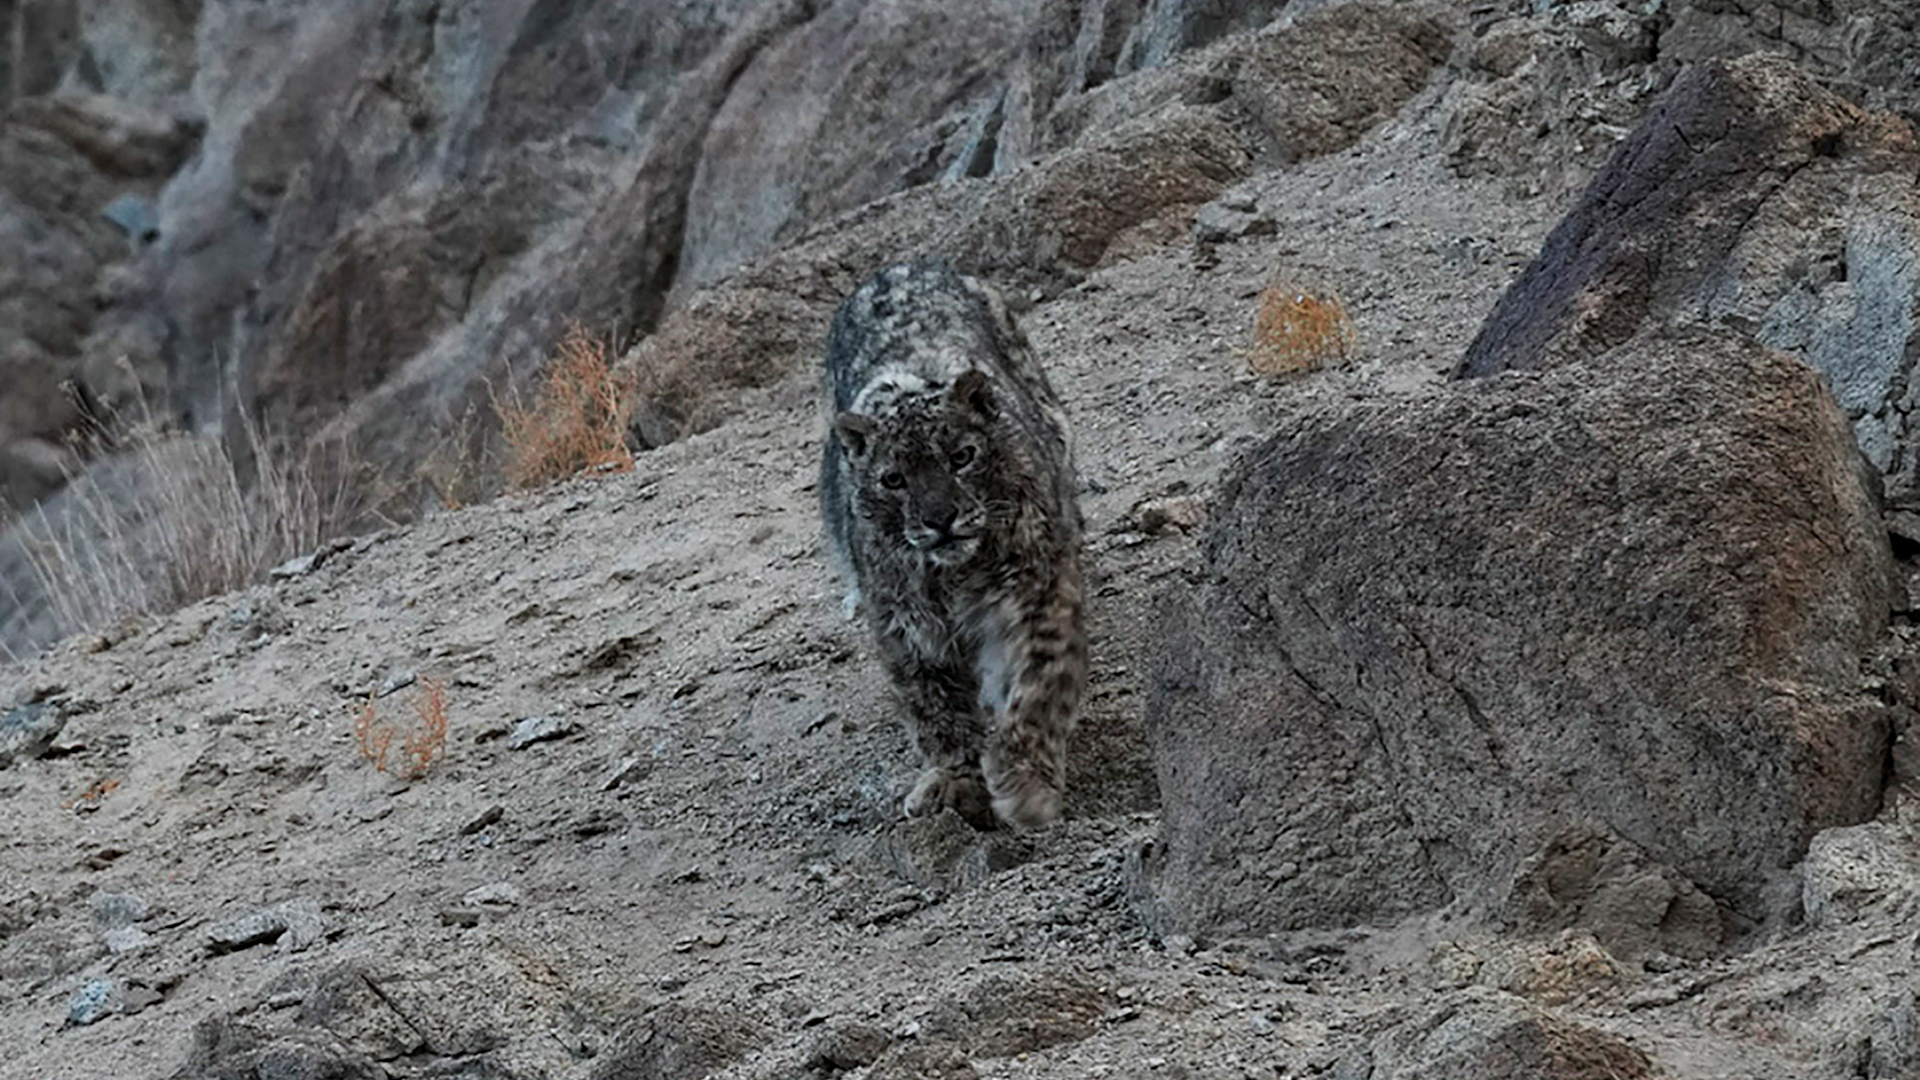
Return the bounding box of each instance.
[1502,825,1724,961]
[0,92,196,513]
[1228,0,1453,165]
[1126,0,1294,72]
[675,0,1031,290]
[1454,55,1920,535]
[0,0,1461,659]
[1865,989,1919,1080]
[1660,0,1920,126]
[1143,327,1895,939]
[1440,2,1665,203]
[1802,821,1920,926]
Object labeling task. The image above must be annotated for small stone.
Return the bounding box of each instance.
[463,882,522,908]
[600,756,647,791]
[508,714,578,750]
[459,806,504,835]
[439,907,483,928]
[121,983,163,1016]
[377,670,417,698]
[205,900,323,954]
[270,553,319,580]
[67,980,114,1025]
[102,193,158,241]
[1218,189,1258,213]
[89,892,149,930]
[104,926,151,954]
[1192,202,1277,245]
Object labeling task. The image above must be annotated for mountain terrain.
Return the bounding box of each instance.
[6,1,1920,1078]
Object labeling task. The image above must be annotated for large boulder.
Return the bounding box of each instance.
[1338,989,1657,1080]
[1142,327,1895,941]
[1454,55,1920,535]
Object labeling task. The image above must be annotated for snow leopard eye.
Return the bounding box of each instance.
[949,445,976,469]
[880,471,906,490]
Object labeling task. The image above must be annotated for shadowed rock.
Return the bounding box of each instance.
[1144,326,1895,940]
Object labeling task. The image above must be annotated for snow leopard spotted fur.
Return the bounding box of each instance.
[819,261,1086,830]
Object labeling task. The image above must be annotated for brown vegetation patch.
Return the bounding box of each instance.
[494,324,635,488]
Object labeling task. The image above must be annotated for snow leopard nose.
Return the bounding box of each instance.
[907,505,957,548]
[902,511,956,545]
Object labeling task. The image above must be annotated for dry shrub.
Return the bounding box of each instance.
[355,677,449,781]
[63,776,121,810]
[11,387,369,649]
[494,323,635,488]
[1246,281,1356,376]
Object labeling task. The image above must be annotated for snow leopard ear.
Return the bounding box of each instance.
[950,370,993,419]
[834,413,875,459]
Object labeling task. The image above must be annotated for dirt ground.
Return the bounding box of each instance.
[4,82,1917,1080]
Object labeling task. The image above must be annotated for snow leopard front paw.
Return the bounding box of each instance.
[903,766,994,830]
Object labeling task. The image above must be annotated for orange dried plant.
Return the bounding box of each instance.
[63,776,121,810]
[1246,282,1356,376]
[355,696,395,773]
[402,677,449,779]
[354,677,449,781]
[493,322,636,489]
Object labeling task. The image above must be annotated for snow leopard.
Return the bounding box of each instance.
[819,261,1086,830]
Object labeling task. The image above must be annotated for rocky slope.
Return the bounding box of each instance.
[8,0,1920,653]
[6,2,1920,1079]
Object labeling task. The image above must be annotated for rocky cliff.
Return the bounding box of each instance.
[6,1,1920,1078]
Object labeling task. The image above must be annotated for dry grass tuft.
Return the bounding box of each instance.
[63,776,121,811]
[493,323,635,488]
[1246,281,1357,376]
[10,384,370,652]
[355,677,449,781]
[354,697,395,775]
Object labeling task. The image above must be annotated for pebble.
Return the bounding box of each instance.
[89,892,149,930]
[463,882,523,908]
[600,756,647,791]
[104,926,151,954]
[67,980,114,1026]
[205,900,324,954]
[459,806,505,835]
[269,553,319,579]
[122,984,164,1016]
[508,714,578,749]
